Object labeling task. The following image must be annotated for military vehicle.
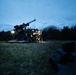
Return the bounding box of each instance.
[8,19,43,43]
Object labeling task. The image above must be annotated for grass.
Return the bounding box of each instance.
[0,41,73,75]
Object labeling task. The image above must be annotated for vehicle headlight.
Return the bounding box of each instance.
[11,30,15,34]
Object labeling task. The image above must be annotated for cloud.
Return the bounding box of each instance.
[0,24,13,31]
[65,15,76,21]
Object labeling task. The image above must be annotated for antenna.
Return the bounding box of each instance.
[34,20,36,29]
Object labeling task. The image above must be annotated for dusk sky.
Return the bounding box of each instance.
[0,0,76,31]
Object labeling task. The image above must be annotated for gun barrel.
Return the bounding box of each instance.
[14,19,36,29]
[28,19,36,24]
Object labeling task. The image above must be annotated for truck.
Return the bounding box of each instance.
[8,19,43,43]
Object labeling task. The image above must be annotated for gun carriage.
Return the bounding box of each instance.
[8,19,43,43]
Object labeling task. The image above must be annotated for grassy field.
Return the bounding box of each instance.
[0,41,75,75]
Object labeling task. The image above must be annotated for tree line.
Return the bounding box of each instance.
[0,31,12,41]
[42,25,76,40]
[0,25,76,41]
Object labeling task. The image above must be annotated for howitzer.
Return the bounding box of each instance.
[8,19,43,43]
[14,19,36,30]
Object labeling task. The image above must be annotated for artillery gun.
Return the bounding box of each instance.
[8,19,43,43]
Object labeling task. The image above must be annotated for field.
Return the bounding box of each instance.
[0,41,75,75]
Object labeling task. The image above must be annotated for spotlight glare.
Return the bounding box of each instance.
[11,30,15,34]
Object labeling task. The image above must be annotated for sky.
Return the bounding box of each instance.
[0,0,76,31]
